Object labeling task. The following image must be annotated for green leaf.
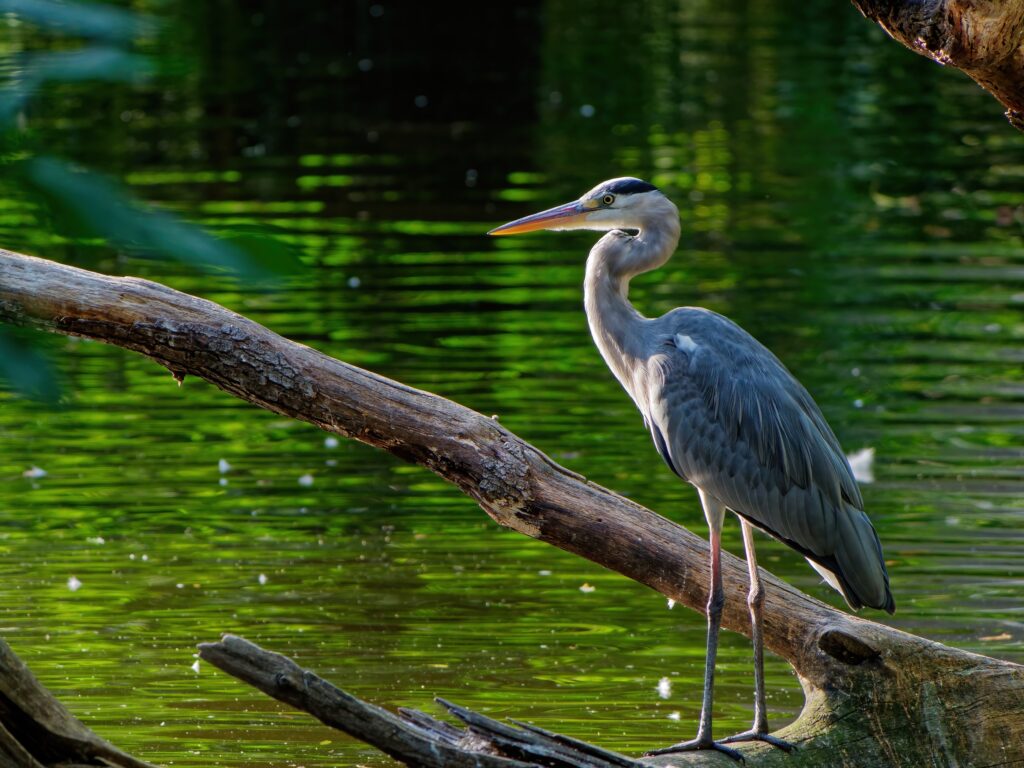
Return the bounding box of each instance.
[0,0,156,42]
[18,156,298,278]
[0,49,155,128]
[0,328,59,402]
[26,46,155,84]
[0,87,29,126]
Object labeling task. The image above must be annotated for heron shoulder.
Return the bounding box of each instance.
[642,306,864,512]
[656,307,781,362]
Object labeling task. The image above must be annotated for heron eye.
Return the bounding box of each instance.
[602,194,615,206]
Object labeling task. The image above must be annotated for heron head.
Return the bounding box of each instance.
[488,177,666,236]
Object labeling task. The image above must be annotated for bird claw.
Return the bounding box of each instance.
[645,737,746,762]
[720,729,796,752]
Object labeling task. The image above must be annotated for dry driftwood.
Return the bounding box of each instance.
[0,636,154,768]
[198,633,682,768]
[2,246,1023,766]
[852,0,1024,129]
[199,633,645,768]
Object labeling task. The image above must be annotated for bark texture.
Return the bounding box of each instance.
[0,637,154,768]
[2,248,1023,766]
[852,0,1024,129]
[200,634,645,768]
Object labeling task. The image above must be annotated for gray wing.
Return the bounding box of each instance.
[642,309,894,613]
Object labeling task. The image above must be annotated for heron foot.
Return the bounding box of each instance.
[720,729,796,752]
[645,736,746,762]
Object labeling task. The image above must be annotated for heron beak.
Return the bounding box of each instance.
[488,201,588,236]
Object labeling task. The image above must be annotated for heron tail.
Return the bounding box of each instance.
[822,504,895,614]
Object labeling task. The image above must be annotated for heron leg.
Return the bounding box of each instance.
[646,493,743,762]
[718,519,795,753]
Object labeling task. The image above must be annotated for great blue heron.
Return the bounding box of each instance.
[489,178,895,759]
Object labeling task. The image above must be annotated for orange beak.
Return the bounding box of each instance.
[488,201,588,236]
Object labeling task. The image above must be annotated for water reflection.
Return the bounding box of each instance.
[1,0,1022,765]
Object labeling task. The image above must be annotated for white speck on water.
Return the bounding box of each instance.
[218,459,231,473]
[657,677,672,699]
[22,466,46,479]
[538,569,552,576]
[846,447,875,484]
[357,58,373,72]
[347,276,361,288]
[853,398,864,409]
[258,573,268,585]
[674,334,698,353]
[219,477,228,487]
[667,711,681,721]
[984,323,1002,333]
[141,554,148,562]
[324,436,339,449]
[851,367,861,377]
[191,660,200,674]
[414,94,428,108]
[298,474,314,487]
[87,536,105,545]
[129,553,136,560]
[945,516,961,526]
[465,168,478,187]
[579,104,595,117]
[579,583,595,593]
[176,583,184,589]
[667,598,676,609]
[369,3,383,17]
[67,576,82,592]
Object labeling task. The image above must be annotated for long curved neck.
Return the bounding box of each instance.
[583,208,680,397]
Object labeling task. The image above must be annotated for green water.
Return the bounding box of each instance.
[2,1,1023,765]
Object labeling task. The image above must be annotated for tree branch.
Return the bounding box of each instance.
[851,0,1024,130]
[0,636,155,768]
[199,634,639,768]
[2,247,1022,765]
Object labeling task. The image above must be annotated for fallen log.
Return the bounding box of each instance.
[199,633,643,768]
[200,633,654,768]
[0,636,154,768]
[851,0,1024,130]
[2,247,1022,765]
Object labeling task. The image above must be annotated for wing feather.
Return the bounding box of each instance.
[643,309,893,613]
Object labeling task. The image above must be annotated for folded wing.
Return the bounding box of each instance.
[643,309,894,613]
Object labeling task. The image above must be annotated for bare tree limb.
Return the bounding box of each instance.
[199,634,644,768]
[852,0,1024,130]
[0,637,155,768]
[2,247,1023,765]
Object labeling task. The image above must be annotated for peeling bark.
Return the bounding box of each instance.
[2,247,1023,765]
[852,0,1024,129]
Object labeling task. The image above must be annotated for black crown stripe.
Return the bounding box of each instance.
[604,178,658,195]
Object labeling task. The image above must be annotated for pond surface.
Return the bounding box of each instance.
[1,1,1023,765]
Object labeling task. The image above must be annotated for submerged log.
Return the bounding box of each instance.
[2,247,1023,766]
[851,0,1024,130]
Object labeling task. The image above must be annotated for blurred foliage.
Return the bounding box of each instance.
[0,325,58,401]
[0,0,298,400]
[0,0,153,41]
